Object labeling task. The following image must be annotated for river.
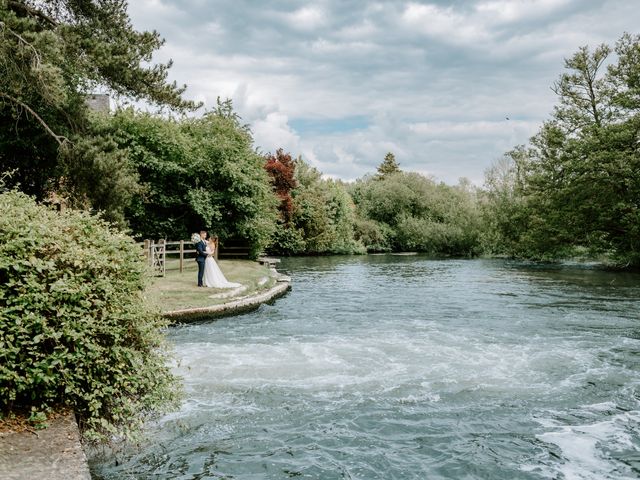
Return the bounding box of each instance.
[90,256,640,479]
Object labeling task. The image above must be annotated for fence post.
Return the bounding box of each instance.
[149,240,155,267]
[159,239,166,277]
[179,240,184,273]
[143,239,150,263]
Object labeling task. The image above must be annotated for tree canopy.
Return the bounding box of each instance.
[483,33,640,266]
[0,0,198,200]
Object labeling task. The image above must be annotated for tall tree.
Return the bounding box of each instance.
[487,34,640,266]
[102,101,278,256]
[0,0,199,205]
[376,152,401,178]
[552,44,614,130]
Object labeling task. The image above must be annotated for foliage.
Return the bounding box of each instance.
[105,102,278,257]
[0,0,198,204]
[0,191,181,442]
[480,150,530,256]
[267,157,365,255]
[264,149,296,224]
[293,161,364,254]
[376,152,401,178]
[483,33,640,266]
[57,118,141,226]
[351,172,482,255]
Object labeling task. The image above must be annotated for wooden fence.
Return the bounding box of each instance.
[140,239,251,276]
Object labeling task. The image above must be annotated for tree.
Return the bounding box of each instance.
[552,43,614,130]
[291,159,363,254]
[0,0,198,207]
[608,33,640,112]
[351,171,482,255]
[103,101,278,256]
[265,156,364,255]
[376,152,401,178]
[481,149,531,256]
[264,149,297,224]
[486,34,640,266]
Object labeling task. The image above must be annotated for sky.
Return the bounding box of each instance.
[126,0,640,184]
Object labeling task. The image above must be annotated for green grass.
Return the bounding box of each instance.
[146,259,275,312]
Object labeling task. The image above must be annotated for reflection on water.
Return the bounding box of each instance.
[90,256,640,479]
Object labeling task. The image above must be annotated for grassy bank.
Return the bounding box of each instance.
[147,259,276,313]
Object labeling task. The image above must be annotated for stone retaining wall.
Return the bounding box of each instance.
[163,278,291,322]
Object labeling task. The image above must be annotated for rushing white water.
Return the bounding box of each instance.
[91,257,640,479]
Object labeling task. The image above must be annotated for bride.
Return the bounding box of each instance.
[203,236,242,289]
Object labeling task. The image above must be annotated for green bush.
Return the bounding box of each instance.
[0,191,181,442]
[351,172,483,255]
[282,159,365,255]
[353,217,393,252]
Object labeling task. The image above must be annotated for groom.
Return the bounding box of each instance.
[195,230,208,287]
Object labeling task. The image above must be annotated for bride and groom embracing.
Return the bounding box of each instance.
[194,231,242,289]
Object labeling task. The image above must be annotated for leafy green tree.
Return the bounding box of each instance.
[267,157,364,255]
[376,151,401,178]
[351,171,482,255]
[552,43,614,129]
[57,121,141,225]
[100,102,278,256]
[610,33,640,111]
[292,160,364,254]
[484,34,640,266]
[481,149,531,256]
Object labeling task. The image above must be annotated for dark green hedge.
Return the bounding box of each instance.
[0,191,181,441]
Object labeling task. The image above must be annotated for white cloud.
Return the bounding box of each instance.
[401,3,491,46]
[125,0,640,184]
[335,19,378,40]
[284,6,327,31]
[476,0,573,23]
[252,112,300,154]
[409,120,540,139]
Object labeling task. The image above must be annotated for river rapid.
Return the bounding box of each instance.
[90,256,640,479]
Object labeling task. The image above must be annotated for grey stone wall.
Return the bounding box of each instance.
[86,94,110,113]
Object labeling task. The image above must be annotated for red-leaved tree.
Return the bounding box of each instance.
[264,149,297,223]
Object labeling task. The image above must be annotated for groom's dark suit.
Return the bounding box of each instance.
[195,239,208,286]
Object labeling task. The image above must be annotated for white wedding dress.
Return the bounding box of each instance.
[203,247,242,289]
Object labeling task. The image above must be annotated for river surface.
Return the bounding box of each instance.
[90,256,640,479]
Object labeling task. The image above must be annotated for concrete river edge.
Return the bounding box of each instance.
[162,275,292,322]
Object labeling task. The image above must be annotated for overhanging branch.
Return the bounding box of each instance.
[7,1,58,27]
[0,93,69,145]
[0,21,42,68]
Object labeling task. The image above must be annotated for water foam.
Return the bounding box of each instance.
[530,406,640,480]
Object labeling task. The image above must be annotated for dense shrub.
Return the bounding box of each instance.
[266,157,365,255]
[351,172,483,255]
[0,191,181,442]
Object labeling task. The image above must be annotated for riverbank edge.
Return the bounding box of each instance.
[0,412,91,480]
[162,276,291,322]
